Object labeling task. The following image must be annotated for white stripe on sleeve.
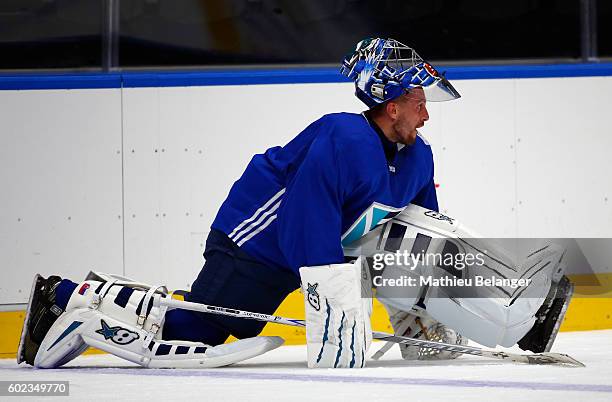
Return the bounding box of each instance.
[228,188,286,240]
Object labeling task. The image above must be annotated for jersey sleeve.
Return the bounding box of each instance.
[276,132,347,273]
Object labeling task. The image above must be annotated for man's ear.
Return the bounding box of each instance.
[385,101,398,120]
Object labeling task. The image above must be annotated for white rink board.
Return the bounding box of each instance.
[1,76,612,304]
[429,79,518,237]
[0,89,124,305]
[514,76,612,237]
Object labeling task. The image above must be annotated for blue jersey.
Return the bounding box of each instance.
[211,112,438,275]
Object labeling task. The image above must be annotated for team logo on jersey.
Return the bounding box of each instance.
[96,319,140,345]
[306,283,321,311]
[341,202,405,246]
[424,210,455,225]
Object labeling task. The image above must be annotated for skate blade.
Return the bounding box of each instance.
[17,274,43,364]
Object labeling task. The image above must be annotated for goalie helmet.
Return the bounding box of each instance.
[341,38,461,108]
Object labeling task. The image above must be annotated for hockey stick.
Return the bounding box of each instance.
[159,297,585,367]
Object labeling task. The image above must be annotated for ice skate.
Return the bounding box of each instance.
[518,275,574,353]
[17,274,66,365]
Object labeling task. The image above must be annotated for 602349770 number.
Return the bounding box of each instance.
[1,381,69,396]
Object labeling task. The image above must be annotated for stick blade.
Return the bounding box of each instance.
[509,352,585,367]
[531,353,585,367]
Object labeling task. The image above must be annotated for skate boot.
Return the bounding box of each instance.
[373,306,467,361]
[17,274,65,365]
[409,318,468,360]
[395,313,467,360]
[518,275,574,353]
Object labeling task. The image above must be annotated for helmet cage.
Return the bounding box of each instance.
[341,38,461,107]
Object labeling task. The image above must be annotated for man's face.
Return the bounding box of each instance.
[390,88,429,145]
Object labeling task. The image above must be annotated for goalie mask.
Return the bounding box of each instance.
[341,38,461,108]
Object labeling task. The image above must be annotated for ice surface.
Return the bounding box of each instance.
[1,330,611,402]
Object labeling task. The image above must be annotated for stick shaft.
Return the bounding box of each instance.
[161,298,306,327]
[159,297,584,367]
[161,299,486,355]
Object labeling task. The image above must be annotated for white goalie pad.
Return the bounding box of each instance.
[344,204,565,348]
[300,257,372,368]
[34,278,283,368]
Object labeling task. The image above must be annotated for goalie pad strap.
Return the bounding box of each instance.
[91,278,117,309]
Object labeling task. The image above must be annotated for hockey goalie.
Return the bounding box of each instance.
[17,38,573,369]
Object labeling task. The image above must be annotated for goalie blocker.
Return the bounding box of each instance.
[299,257,373,368]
